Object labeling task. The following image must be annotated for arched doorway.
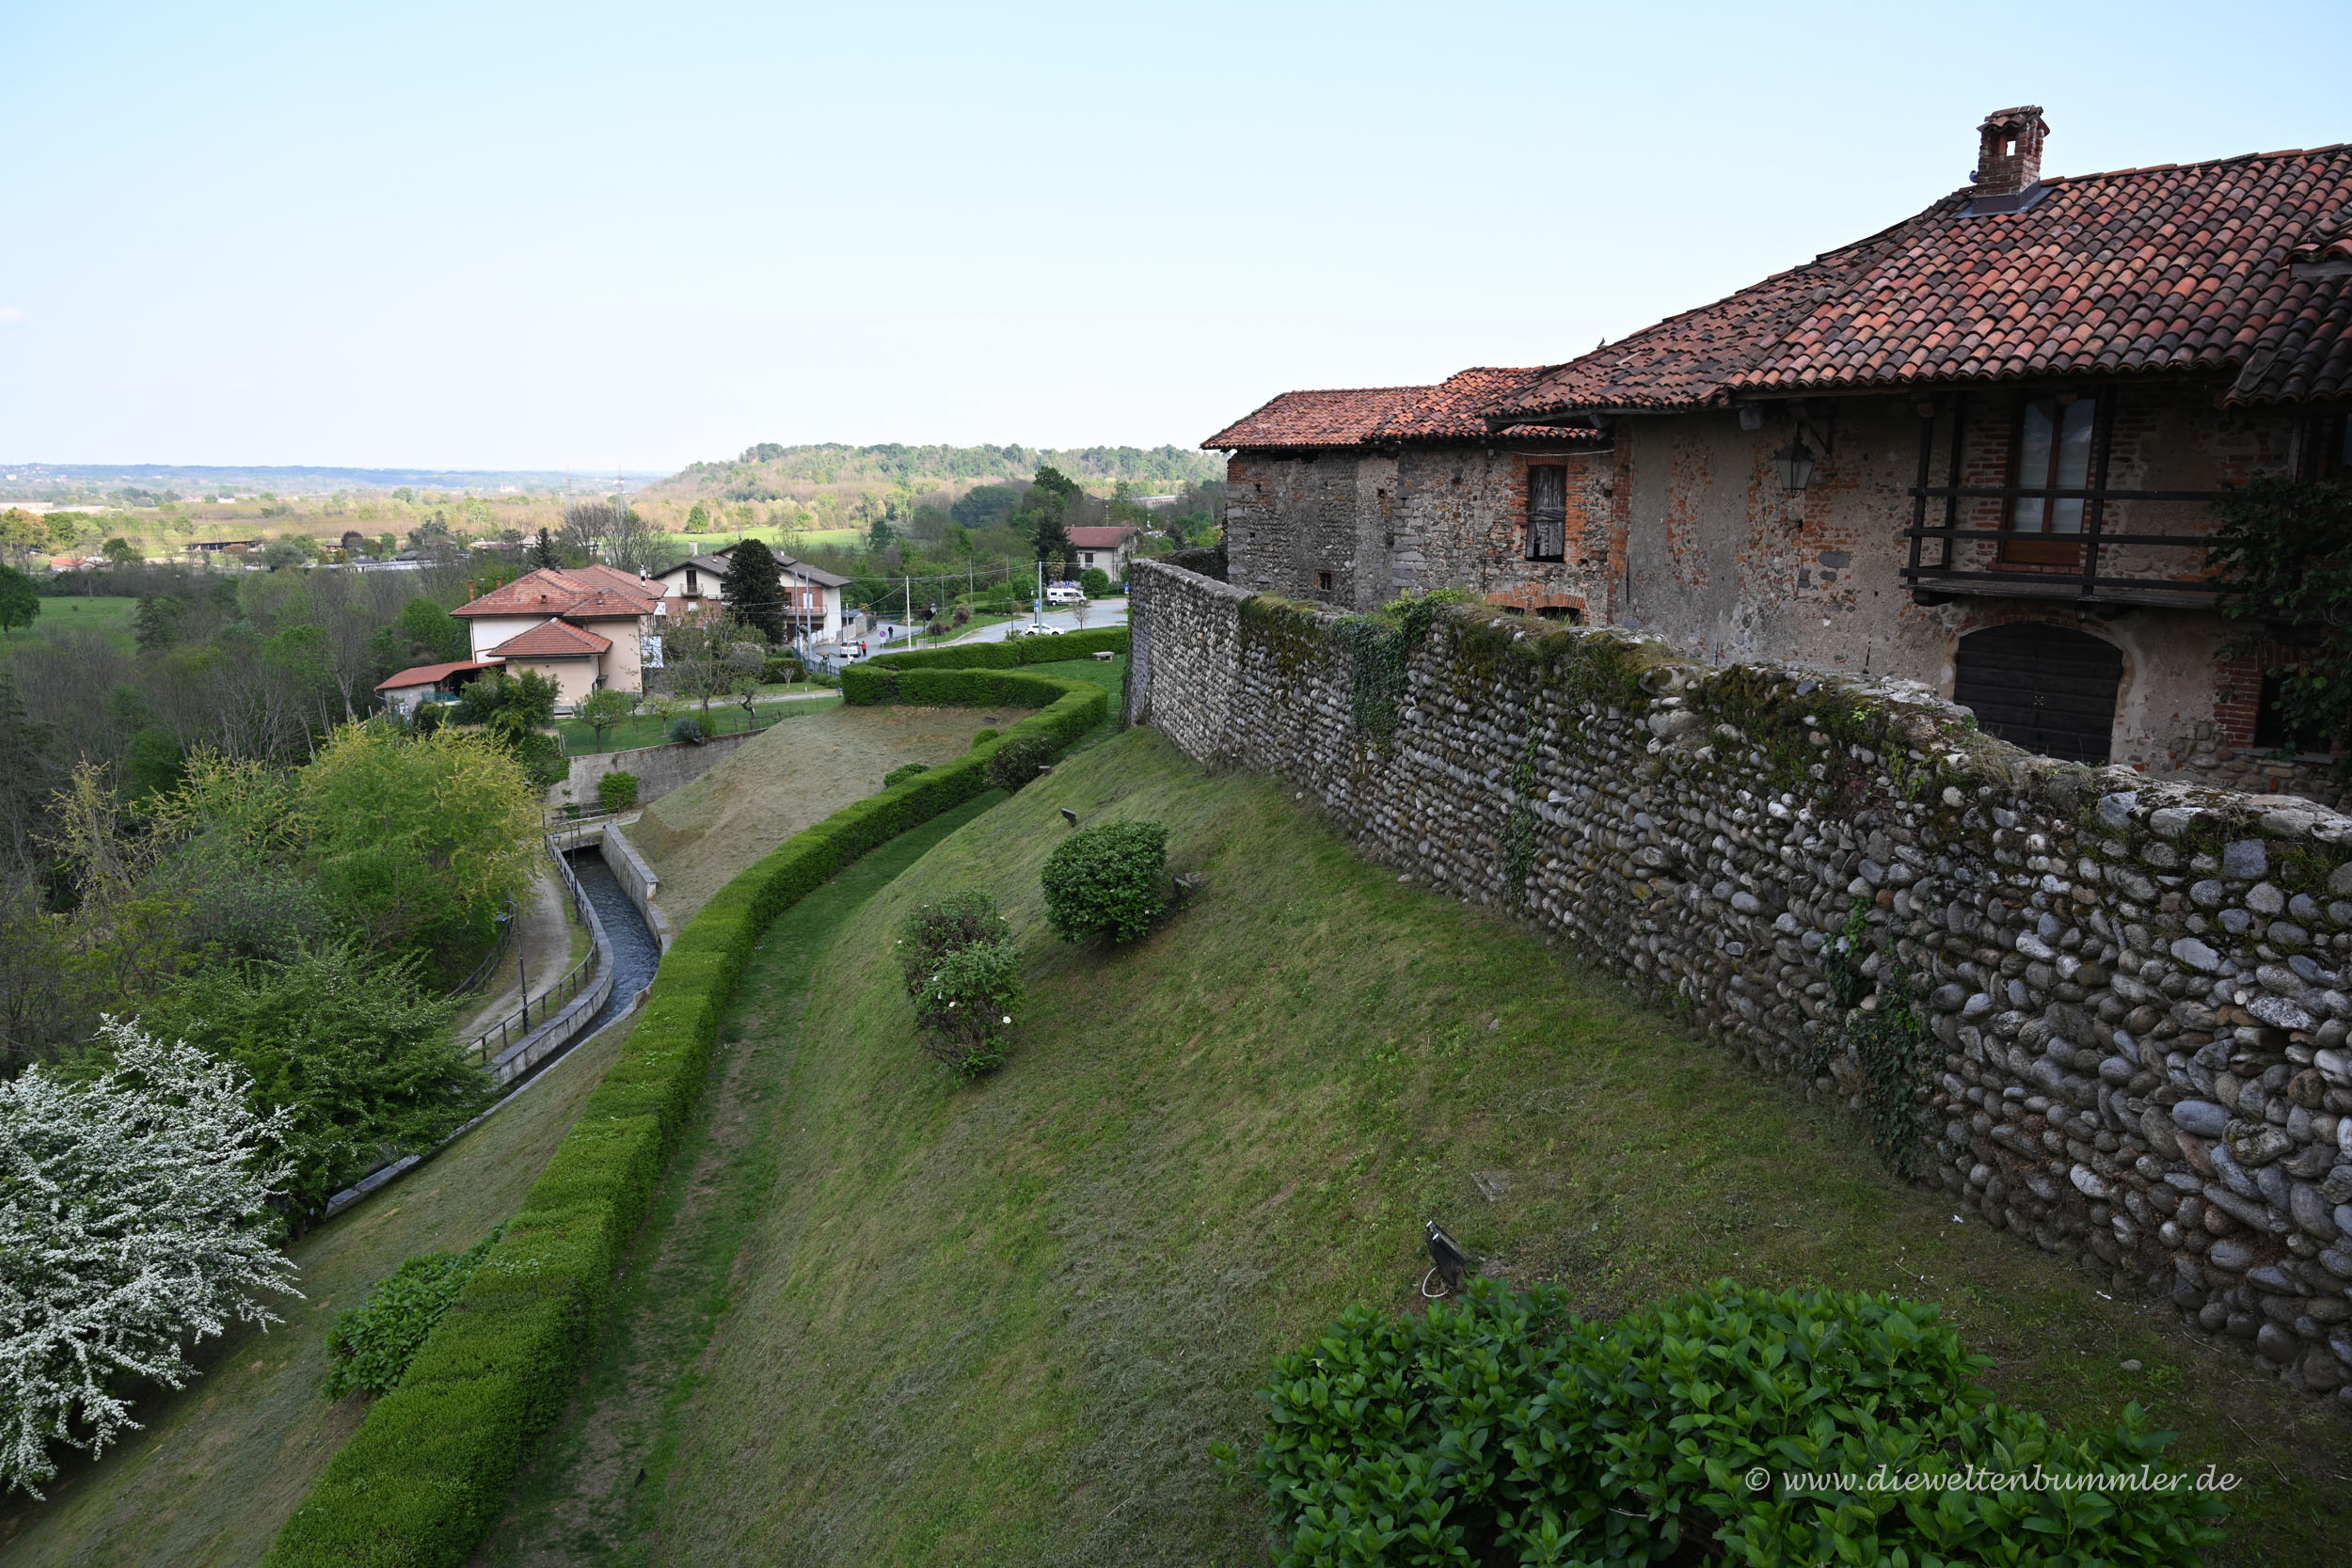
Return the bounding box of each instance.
[1952,622,2123,764]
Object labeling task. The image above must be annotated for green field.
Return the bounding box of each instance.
[8,594,139,653]
[476,727,2351,1566]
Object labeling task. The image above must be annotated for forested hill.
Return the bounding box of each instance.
[648,442,1223,500]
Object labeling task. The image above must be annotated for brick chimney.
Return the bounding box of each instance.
[1972,106,2048,196]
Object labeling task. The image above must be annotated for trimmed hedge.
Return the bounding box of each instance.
[850,625,1129,677]
[265,674,1108,1568]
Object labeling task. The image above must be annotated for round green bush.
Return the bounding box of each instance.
[1078,566,1112,597]
[896,890,1013,997]
[1239,1278,2226,1567]
[911,937,1023,1081]
[670,716,707,745]
[1041,820,1167,943]
[323,1228,503,1401]
[597,769,640,812]
[972,726,1000,746]
[984,732,1054,792]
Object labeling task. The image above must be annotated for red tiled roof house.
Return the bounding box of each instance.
[1202,109,2352,790]
[450,564,668,706]
[1205,369,1612,620]
[1065,526,1141,582]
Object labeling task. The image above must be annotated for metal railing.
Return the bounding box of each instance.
[446,895,519,1001]
[461,840,596,1068]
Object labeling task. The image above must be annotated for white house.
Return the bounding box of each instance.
[449,564,667,705]
[650,542,850,643]
[1065,526,1139,583]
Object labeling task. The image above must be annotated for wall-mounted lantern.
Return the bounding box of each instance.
[1773,437,1818,493]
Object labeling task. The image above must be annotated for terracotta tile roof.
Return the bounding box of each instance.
[373,659,491,692]
[453,566,662,620]
[1203,368,1604,451]
[1065,527,1138,547]
[484,619,612,658]
[1502,143,2352,416]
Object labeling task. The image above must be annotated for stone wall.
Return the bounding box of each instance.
[1225,444,1613,616]
[1128,558,2352,1403]
[551,724,763,814]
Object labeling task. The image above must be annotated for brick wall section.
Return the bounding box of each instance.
[1130,557,2352,1403]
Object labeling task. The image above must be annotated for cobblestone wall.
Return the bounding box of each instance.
[1129,558,2352,1402]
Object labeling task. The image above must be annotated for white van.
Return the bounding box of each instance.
[1044,583,1088,607]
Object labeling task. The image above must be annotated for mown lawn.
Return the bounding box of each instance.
[9,594,140,654]
[552,691,840,754]
[577,726,2352,1567]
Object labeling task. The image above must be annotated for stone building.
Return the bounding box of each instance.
[1204,108,2352,797]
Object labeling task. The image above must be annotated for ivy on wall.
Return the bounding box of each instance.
[2210,474,2352,765]
[1337,589,1470,736]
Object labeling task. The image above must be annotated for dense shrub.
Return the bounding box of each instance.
[855,625,1128,678]
[882,762,930,789]
[597,770,640,813]
[1078,566,1112,597]
[1240,1279,2227,1568]
[323,1228,503,1401]
[986,733,1055,791]
[139,941,488,1230]
[1041,820,1167,943]
[266,670,1110,1568]
[760,655,800,684]
[911,939,1023,1081]
[670,716,706,745]
[895,891,1013,996]
[972,727,1000,746]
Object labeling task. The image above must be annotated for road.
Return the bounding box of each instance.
[810,596,1127,667]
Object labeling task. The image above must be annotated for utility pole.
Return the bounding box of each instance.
[904,573,912,644]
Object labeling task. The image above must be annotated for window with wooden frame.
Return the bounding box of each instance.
[1525,465,1567,562]
[2000,392,2104,566]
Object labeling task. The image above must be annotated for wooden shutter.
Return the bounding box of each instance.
[1527,467,1567,561]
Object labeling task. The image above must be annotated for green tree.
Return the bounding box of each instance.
[0,564,39,637]
[0,509,45,568]
[139,941,487,1231]
[300,723,543,969]
[720,536,787,643]
[529,526,559,569]
[576,688,637,751]
[102,537,142,565]
[685,501,711,537]
[391,596,469,664]
[1018,466,1079,562]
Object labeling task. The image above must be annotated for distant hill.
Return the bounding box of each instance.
[646,442,1224,501]
[0,463,644,499]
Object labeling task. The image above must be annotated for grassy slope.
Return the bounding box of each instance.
[551,692,839,755]
[629,703,1033,925]
[478,792,1007,1566]
[638,727,2348,1567]
[0,1017,638,1567]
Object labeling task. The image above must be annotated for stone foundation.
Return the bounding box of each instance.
[1129,558,2352,1402]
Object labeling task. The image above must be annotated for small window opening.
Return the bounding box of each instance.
[2255,673,2307,752]
[1526,466,1567,562]
[1314,570,1334,594]
[1536,606,1581,624]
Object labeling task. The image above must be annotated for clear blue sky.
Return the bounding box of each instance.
[3,1,2345,472]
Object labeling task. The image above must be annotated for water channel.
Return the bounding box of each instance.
[565,847,662,1037]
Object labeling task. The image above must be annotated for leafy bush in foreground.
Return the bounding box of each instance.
[324,1227,503,1401]
[1240,1279,2226,1567]
[1041,820,1167,943]
[597,769,640,812]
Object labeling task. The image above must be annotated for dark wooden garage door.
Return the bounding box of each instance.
[1952,623,2122,764]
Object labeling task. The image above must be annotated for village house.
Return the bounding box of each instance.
[1065,525,1141,584]
[1205,108,2352,797]
[372,657,494,718]
[449,563,669,705]
[649,542,850,643]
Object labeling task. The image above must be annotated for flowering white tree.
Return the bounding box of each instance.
[0,1020,300,1496]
